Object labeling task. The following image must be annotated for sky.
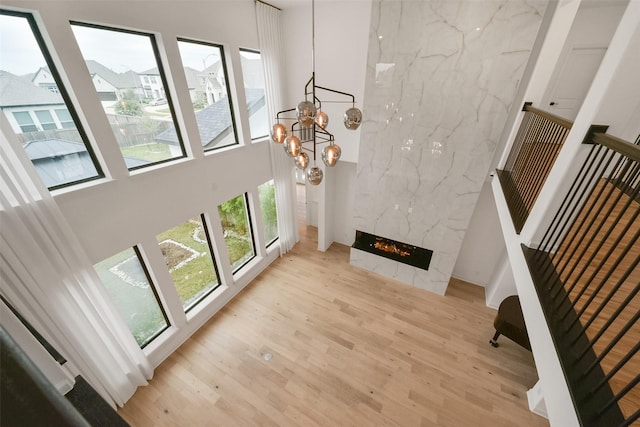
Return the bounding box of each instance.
[0,13,224,77]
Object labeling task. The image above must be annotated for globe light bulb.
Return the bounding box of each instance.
[295,152,309,170]
[283,135,301,157]
[297,100,317,128]
[316,111,329,129]
[306,166,323,185]
[322,144,341,167]
[344,107,362,130]
[271,123,287,144]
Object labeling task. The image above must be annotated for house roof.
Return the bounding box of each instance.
[24,138,147,187]
[24,138,147,167]
[24,139,88,160]
[140,67,159,75]
[155,87,264,147]
[85,61,141,89]
[0,71,64,108]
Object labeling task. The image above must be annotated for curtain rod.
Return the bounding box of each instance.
[256,0,281,11]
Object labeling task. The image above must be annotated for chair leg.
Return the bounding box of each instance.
[490,330,500,347]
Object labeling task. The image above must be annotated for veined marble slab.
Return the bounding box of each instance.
[351,0,546,294]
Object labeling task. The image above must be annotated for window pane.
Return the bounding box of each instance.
[177,39,238,151]
[0,11,102,190]
[35,110,56,130]
[12,112,37,132]
[70,23,186,169]
[156,216,220,311]
[239,49,268,140]
[94,247,168,347]
[55,108,75,129]
[258,180,278,245]
[218,194,256,271]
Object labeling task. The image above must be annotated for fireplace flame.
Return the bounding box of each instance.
[373,240,411,257]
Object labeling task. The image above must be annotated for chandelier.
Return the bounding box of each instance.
[270,0,362,185]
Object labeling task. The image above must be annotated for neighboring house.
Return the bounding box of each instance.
[32,61,144,105]
[201,61,226,105]
[24,139,145,187]
[155,87,264,149]
[31,67,59,93]
[0,71,71,134]
[182,66,201,104]
[138,67,165,99]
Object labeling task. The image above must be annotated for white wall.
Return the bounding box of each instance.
[452,180,504,286]
[331,160,358,246]
[2,0,280,367]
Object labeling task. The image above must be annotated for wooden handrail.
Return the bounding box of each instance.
[523,102,573,130]
[592,132,640,163]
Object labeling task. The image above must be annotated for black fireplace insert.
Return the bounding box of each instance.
[352,230,433,271]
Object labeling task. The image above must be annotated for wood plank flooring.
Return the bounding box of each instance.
[118,188,546,426]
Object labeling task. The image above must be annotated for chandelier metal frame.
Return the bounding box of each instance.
[270,0,362,185]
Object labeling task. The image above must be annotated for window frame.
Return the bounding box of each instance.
[1,9,104,191]
[233,193,257,273]
[157,214,223,314]
[34,109,56,130]
[177,37,239,152]
[239,47,269,141]
[132,246,171,348]
[70,20,188,171]
[188,213,223,311]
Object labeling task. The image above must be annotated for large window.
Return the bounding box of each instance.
[156,216,221,311]
[239,49,269,140]
[94,247,169,347]
[258,180,278,245]
[177,39,238,151]
[70,22,186,169]
[218,194,256,272]
[0,10,103,190]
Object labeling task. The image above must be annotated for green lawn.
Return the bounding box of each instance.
[156,219,219,309]
[94,248,168,347]
[121,143,172,163]
[96,208,256,346]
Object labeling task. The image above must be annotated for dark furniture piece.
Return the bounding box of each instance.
[490,295,531,351]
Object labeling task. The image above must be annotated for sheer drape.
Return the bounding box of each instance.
[256,0,299,254]
[0,119,152,407]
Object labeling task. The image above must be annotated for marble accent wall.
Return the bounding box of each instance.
[351,0,546,295]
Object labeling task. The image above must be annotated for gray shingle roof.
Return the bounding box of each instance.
[154,88,264,148]
[0,71,64,107]
[24,139,87,160]
[85,61,141,89]
[24,138,147,187]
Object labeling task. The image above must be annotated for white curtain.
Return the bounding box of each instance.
[256,0,299,254]
[0,121,152,408]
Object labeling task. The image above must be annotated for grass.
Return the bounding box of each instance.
[95,214,255,346]
[121,143,172,163]
[156,219,218,308]
[94,248,168,347]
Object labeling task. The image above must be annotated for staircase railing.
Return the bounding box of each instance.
[497,103,573,233]
[522,132,639,427]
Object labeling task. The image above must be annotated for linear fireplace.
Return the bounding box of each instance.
[352,230,433,271]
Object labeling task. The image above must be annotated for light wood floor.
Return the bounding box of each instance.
[118,188,546,426]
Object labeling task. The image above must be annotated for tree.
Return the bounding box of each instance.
[259,182,278,240]
[115,90,142,116]
[218,195,248,235]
